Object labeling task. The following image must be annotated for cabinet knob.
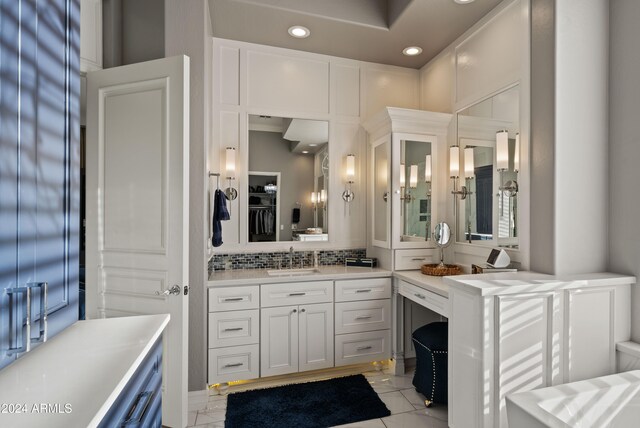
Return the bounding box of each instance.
[300,308,306,313]
[292,309,297,313]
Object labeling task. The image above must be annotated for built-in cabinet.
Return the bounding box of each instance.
[447,274,634,428]
[80,0,103,72]
[207,276,392,385]
[364,108,452,271]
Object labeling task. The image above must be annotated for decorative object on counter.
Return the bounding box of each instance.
[345,257,377,268]
[471,264,517,274]
[421,263,461,276]
[224,147,238,200]
[209,172,231,247]
[306,227,323,234]
[342,154,356,214]
[208,248,367,272]
[225,375,390,428]
[486,247,511,268]
[421,222,461,276]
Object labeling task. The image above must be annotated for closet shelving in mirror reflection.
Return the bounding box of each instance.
[247,114,329,243]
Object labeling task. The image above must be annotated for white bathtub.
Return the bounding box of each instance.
[506,370,640,428]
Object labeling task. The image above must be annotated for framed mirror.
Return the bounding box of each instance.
[400,139,433,242]
[248,115,329,243]
[456,85,519,248]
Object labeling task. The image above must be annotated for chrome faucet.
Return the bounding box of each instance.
[289,246,294,269]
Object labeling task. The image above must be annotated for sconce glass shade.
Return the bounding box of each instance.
[409,165,418,188]
[225,147,236,179]
[496,131,509,171]
[449,146,460,178]
[345,154,356,182]
[400,164,406,187]
[311,192,317,204]
[320,189,326,203]
[514,133,520,172]
[464,147,475,178]
[425,155,432,182]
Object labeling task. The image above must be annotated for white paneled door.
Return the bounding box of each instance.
[85,56,190,428]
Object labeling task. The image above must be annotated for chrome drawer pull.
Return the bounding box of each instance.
[355,315,372,320]
[287,292,306,297]
[223,297,244,302]
[223,327,244,332]
[355,289,372,293]
[411,257,426,261]
[356,346,373,351]
[223,362,243,368]
[123,391,155,425]
[414,293,426,299]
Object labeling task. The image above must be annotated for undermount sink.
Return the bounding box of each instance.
[266,268,321,276]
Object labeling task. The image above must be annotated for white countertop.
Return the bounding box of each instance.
[208,265,392,286]
[506,370,640,428]
[444,271,636,296]
[0,314,169,428]
[393,270,449,298]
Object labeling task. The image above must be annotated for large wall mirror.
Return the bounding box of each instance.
[456,85,519,248]
[248,115,329,243]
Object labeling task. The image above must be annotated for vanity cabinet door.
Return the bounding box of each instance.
[261,306,299,377]
[299,303,334,372]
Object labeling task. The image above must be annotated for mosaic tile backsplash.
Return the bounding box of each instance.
[208,249,367,273]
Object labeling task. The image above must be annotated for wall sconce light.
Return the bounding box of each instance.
[401,164,417,205]
[450,146,470,201]
[224,147,238,200]
[342,154,355,202]
[496,131,519,197]
[424,154,432,198]
[311,191,318,227]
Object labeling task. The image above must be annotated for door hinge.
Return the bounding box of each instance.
[184,285,189,296]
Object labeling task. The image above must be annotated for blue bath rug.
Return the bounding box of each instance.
[224,374,390,428]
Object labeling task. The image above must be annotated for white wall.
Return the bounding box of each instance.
[164,0,212,392]
[609,0,640,342]
[210,38,420,254]
[417,0,530,269]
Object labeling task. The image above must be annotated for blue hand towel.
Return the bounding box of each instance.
[212,189,230,247]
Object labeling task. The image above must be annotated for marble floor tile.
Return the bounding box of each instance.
[377,391,416,414]
[196,408,226,425]
[381,409,448,428]
[365,373,416,393]
[187,410,198,426]
[332,418,387,427]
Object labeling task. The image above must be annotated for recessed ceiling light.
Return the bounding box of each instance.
[288,26,310,38]
[302,150,309,154]
[309,143,317,147]
[402,46,423,56]
[454,0,475,4]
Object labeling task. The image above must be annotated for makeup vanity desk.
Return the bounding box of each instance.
[392,269,636,428]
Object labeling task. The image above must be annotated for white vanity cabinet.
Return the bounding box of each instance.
[208,286,261,384]
[446,273,635,428]
[363,108,452,270]
[334,278,392,366]
[260,281,334,377]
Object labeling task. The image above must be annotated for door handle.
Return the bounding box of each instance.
[288,292,306,297]
[122,391,155,425]
[414,293,426,299]
[356,346,373,351]
[355,315,372,320]
[223,362,243,368]
[6,286,31,355]
[411,258,426,261]
[355,289,372,293]
[223,327,244,332]
[155,285,181,296]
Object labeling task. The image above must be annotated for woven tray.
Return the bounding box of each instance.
[421,263,462,276]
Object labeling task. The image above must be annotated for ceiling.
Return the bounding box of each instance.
[208,0,503,69]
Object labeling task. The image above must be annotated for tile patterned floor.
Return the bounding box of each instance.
[187,370,448,428]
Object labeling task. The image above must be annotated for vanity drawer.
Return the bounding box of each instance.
[394,249,436,271]
[335,330,391,366]
[208,344,259,384]
[209,286,260,312]
[335,278,391,302]
[398,279,449,317]
[335,300,391,334]
[261,281,333,307]
[208,310,259,348]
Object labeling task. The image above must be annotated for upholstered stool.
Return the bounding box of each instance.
[412,321,448,407]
